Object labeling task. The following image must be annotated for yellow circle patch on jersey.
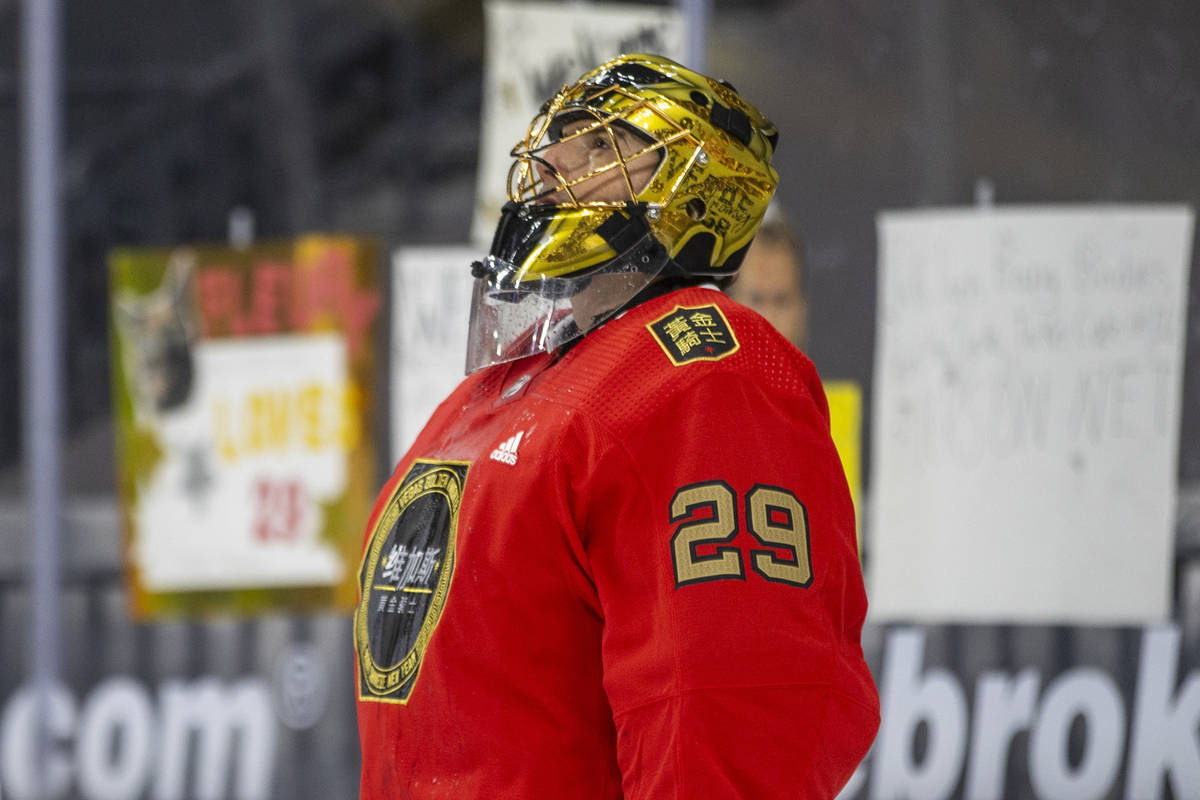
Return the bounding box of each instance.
[355,459,468,704]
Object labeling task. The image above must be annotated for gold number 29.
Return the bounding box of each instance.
[669,481,813,588]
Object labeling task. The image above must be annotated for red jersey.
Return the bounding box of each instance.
[355,286,879,798]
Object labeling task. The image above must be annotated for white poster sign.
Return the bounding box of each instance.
[135,335,349,591]
[869,205,1194,624]
[472,0,685,243]
[390,246,478,462]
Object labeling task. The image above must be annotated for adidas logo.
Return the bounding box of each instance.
[489,431,524,465]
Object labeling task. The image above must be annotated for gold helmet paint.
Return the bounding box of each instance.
[466,53,779,373]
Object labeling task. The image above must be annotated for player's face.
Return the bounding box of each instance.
[535,118,659,204]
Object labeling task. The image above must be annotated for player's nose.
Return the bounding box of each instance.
[541,139,573,176]
[535,142,573,199]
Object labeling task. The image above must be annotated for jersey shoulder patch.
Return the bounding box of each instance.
[646,303,740,366]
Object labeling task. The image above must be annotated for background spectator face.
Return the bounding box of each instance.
[727,220,809,350]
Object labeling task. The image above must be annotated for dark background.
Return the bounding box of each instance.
[1,0,1196,495]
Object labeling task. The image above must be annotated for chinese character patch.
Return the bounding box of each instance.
[647,304,740,366]
[355,459,468,704]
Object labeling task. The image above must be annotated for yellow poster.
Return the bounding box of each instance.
[109,236,380,618]
[824,380,862,551]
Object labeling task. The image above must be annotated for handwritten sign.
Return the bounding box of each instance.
[390,246,478,461]
[869,206,1194,624]
[472,0,685,243]
[110,236,380,617]
[133,335,350,590]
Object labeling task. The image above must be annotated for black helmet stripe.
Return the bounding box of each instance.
[710,102,753,146]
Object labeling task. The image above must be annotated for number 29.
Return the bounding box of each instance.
[669,481,813,589]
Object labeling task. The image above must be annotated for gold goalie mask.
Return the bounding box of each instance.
[465,53,780,373]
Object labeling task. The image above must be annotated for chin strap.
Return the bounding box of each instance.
[595,202,652,253]
[595,201,704,281]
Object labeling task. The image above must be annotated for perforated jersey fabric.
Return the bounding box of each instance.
[355,285,879,799]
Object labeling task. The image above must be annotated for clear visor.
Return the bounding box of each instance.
[464,246,661,374]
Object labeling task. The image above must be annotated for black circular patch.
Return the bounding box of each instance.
[355,460,468,703]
